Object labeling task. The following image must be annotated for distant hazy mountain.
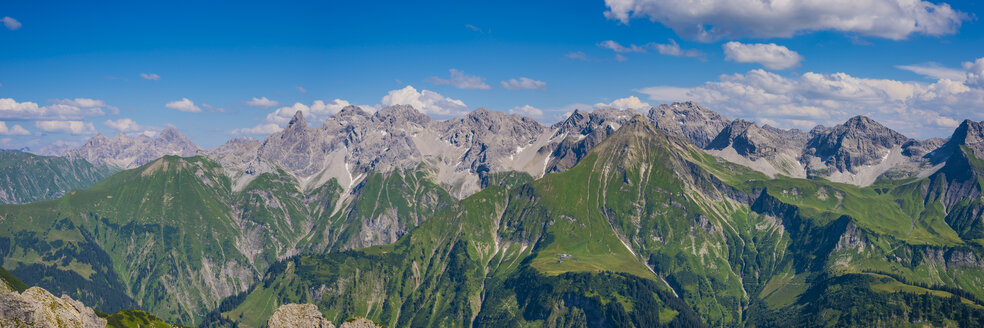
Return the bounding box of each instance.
[66,127,199,169]
[0,149,115,204]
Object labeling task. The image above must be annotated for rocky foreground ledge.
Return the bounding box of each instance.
[268,303,383,328]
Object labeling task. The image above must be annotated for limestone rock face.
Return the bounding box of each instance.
[929,119,984,163]
[545,107,636,173]
[338,318,384,328]
[266,304,385,328]
[803,115,910,173]
[66,127,199,169]
[648,101,731,148]
[0,286,106,328]
[268,303,335,328]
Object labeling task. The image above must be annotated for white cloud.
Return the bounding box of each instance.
[0,122,29,135]
[965,58,984,88]
[723,42,803,70]
[35,121,96,135]
[501,77,546,90]
[595,96,651,110]
[266,99,353,125]
[295,86,308,93]
[428,69,491,90]
[2,17,21,30]
[245,96,279,108]
[652,39,703,57]
[635,66,984,137]
[598,40,647,53]
[231,123,283,135]
[104,118,141,132]
[55,98,107,108]
[509,105,544,118]
[381,85,468,116]
[0,98,106,120]
[140,73,160,80]
[565,51,589,60]
[604,0,968,41]
[165,98,202,113]
[897,62,967,81]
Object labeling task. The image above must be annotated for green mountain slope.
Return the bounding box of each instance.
[216,116,984,327]
[0,149,116,204]
[0,155,455,325]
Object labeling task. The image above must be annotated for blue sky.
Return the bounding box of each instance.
[2,0,984,150]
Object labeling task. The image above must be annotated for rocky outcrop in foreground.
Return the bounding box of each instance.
[268,303,334,328]
[0,284,105,328]
[268,303,384,328]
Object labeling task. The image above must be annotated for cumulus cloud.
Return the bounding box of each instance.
[55,98,107,108]
[428,69,491,90]
[897,62,967,81]
[265,99,353,125]
[652,39,703,57]
[509,105,544,118]
[565,51,589,60]
[104,118,141,132]
[501,77,546,90]
[245,96,279,108]
[0,98,106,120]
[965,58,984,88]
[140,73,160,80]
[595,96,651,110]
[165,98,202,113]
[635,65,984,137]
[723,42,803,70]
[0,121,29,135]
[35,120,96,135]
[598,40,647,53]
[2,17,21,30]
[604,0,968,41]
[231,123,283,135]
[381,85,468,116]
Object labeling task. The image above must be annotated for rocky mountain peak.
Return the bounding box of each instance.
[648,102,731,148]
[337,105,369,118]
[65,127,199,169]
[707,119,791,161]
[112,132,132,142]
[552,109,591,135]
[951,119,984,154]
[803,115,909,173]
[844,115,876,128]
[374,104,430,126]
[928,119,984,163]
[287,110,308,129]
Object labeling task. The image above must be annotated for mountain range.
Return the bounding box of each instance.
[2,102,983,327]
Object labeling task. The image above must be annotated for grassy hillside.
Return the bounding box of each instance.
[216,116,984,327]
[0,149,116,204]
[0,155,454,325]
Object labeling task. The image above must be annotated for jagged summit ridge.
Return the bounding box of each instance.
[66,127,199,169]
[62,102,981,192]
[648,101,731,148]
